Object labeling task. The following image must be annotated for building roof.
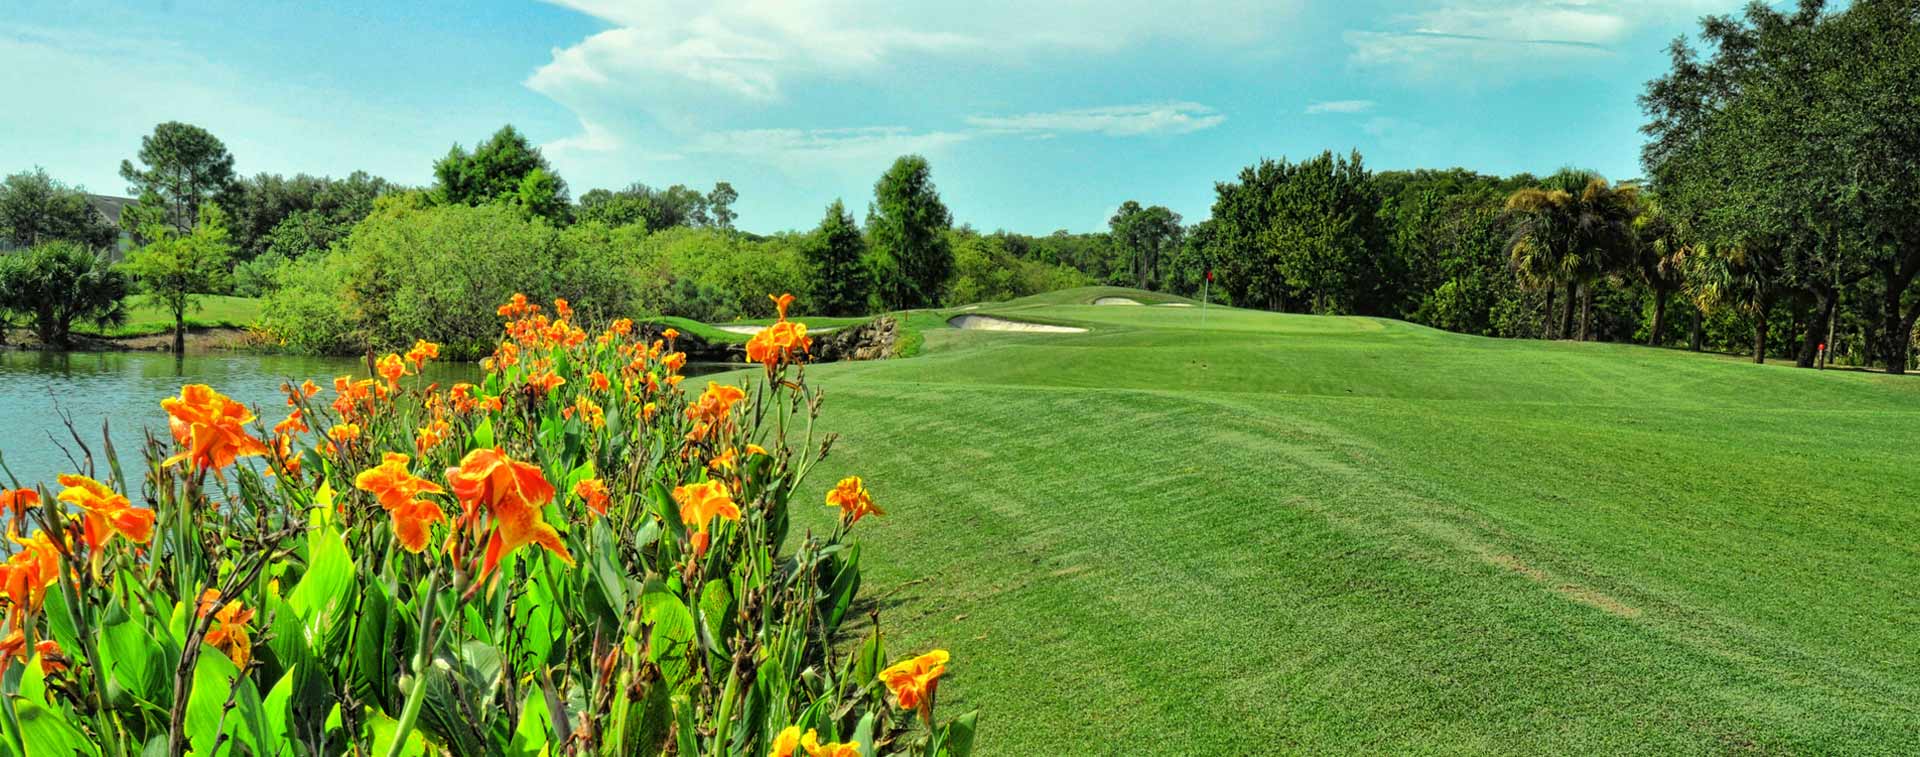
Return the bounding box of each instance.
[85,194,136,228]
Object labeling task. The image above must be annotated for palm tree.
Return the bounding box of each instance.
[1684,239,1785,363]
[1505,186,1575,338]
[1505,170,1637,340]
[1630,195,1689,346]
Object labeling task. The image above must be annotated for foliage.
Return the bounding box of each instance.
[0,240,128,346]
[431,126,570,225]
[576,183,718,232]
[625,227,812,323]
[1206,150,1388,314]
[1107,201,1183,291]
[866,156,953,310]
[118,121,239,234]
[0,169,117,251]
[260,204,637,359]
[1643,0,1920,369]
[121,203,236,351]
[230,171,397,260]
[0,295,973,756]
[801,200,869,316]
[945,230,1092,307]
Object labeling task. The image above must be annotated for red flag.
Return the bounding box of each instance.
[1205,269,1214,282]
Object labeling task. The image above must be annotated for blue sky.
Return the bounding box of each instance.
[2,0,1753,234]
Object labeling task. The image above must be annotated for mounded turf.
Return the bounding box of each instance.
[788,286,1919,754]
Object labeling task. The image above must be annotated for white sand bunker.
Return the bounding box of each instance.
[1159,303,1194,307]
[714,325,839,335]
[947,315,1087,333]
[1093,297,1143,306]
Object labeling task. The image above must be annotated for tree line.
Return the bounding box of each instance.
[4,0,1913,369]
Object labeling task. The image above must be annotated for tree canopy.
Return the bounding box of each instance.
[867,156,953,310]
[0,168,117,250]
[118,121,238,234]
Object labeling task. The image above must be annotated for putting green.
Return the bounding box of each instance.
[785,287,1919,754]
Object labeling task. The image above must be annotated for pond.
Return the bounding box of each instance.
[0,349,738,487]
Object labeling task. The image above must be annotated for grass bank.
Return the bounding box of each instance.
[71,294,265,338]
[787,286,1919,754]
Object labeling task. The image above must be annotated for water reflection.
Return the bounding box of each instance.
[0,350,738,486]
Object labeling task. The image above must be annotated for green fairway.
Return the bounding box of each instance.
[790,286,1919,754]
[72,294,264,337]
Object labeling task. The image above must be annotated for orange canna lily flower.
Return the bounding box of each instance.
[0,489,39,535]
[300,379,321,398]
[56,473,156,551]
[389,498,446,554]
[588,371,611,392]
[327,423,361,444]
[0,628,24,670]
[771,293,796,320]
[573,478,610,517]
[708,448,738,473]
[355,453,446,511]
[274,408,309,436]
[825,476,884,525]
[553,298,572,321]
[0,531,61,615]
[671,479,739,534]
[446,448,572,580]
[376,353,408,389]
[405,339,440,370]
[160,384,271,475]
[879,650,949,712]
[34,639,66,675]
[662,327,679,341]
[199,591,256,669]
[769,726,802,757]
[662,352,687,374]
[415,420,451,455]
[797,730,861,757]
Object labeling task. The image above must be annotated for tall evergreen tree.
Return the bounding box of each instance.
[866,156,952,310]
[804,200,870,316]
[119,121,239,233]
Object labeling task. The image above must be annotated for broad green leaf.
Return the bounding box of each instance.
[508,687,550,757]
[17,697,97,757]
[470,416,495,449]
[102,619,170,703]
[262,665,297,756]
[185,648,268,756]
[641,580,697,688]
[287,515,356,656]
[939,710,979,757]
[367,709,428,757]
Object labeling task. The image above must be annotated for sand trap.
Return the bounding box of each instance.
[1093,297,1143,306]
[1159,303,1194,307]
[714,325,838,335]
[947,315,1087,333]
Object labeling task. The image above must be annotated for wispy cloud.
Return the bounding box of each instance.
[966,102,1225,137]
[1344,0,1730,78]
[688,127,971,166]
[1305,99,1375,115]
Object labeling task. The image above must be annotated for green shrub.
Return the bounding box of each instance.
[262,203,640,358]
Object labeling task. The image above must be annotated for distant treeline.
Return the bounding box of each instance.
[3,1,1913,368]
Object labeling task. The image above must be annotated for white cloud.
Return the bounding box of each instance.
[1345,0,1735,78]
[1305,99,1376,115]
[528,1,1297,169]
[965,102,1225,137]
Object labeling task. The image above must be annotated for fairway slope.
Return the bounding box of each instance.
[796,290,1920,754]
